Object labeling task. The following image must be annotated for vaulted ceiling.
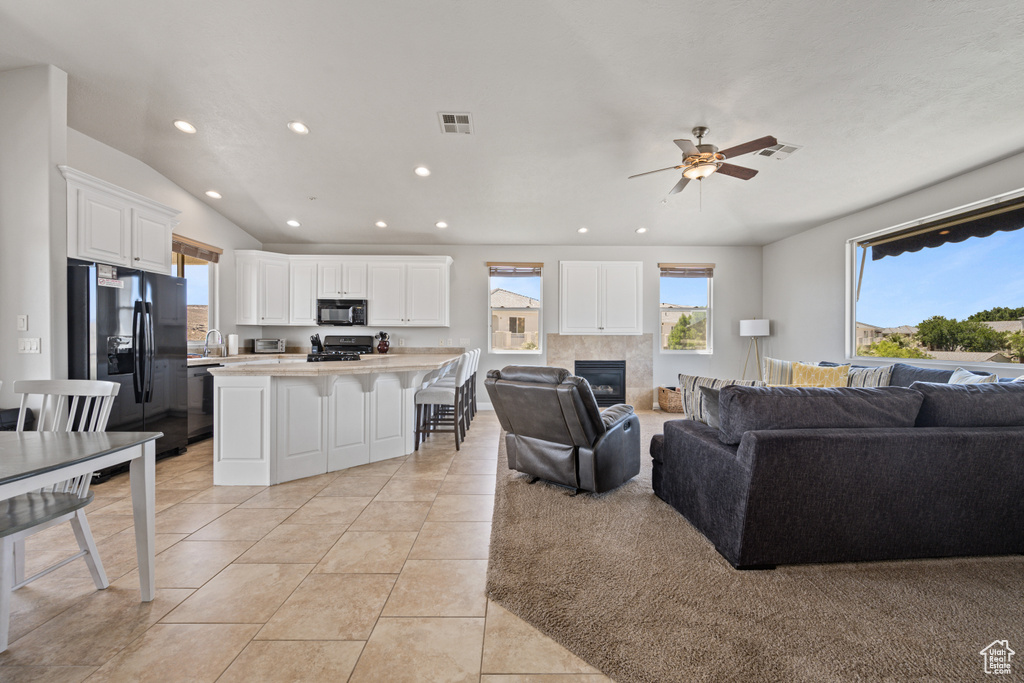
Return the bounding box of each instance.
[2,1,1023,246]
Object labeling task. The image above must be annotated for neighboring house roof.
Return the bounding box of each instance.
[925,350,1013,363]
[490,288,539,308]
[981,320,1024,333]
[881,325,918,335]
[855,322,882,331]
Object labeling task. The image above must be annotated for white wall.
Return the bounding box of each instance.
[0,65,68,407]
[66,129,263,339]
[262,243,764,392]
[763,150,1024,377]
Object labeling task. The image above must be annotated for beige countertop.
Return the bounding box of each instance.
[208,353,460,377]
[187,353,306,367]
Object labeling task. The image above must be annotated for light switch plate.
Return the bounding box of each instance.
[459,338,470,345]
[18,338,41,354]
[16,315,27,331]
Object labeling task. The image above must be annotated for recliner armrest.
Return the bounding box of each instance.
[600,404,634,431]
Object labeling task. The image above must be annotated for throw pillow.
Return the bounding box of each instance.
[792,362,849,388]
[1014,375,1024,383]
[948,367,997,384]
[698,386,721,429]
[677,373,765,425]
[847,365,893,387]
[762,357,794,385]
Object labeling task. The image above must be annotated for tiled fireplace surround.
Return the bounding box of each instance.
[546,333,654,410]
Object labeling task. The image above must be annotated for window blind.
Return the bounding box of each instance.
[487,262,542,277]
[658,263,714,278]
[172,234,222,263]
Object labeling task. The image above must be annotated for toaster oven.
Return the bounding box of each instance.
[254,338,286,354]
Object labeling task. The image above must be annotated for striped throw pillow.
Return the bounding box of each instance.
[678,373,766,424]
[847,365,893,387]
[762,357,793,385]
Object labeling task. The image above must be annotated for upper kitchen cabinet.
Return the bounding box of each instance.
[61,166,179,274]
[368,257,451,327]
[289,258,318,325]
[236,251,290,325]
[559,261,642,335]
[316,259,367,299]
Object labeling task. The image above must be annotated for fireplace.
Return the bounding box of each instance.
[574,360,626,407]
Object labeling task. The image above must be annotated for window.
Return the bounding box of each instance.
[851,194,1024,365]
[489,263,542,353]
[659,263,713,352]
[172,235,222,343]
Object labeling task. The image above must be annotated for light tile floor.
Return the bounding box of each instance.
[0,412,611,682]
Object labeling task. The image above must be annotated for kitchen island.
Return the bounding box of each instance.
[209,353,459,485]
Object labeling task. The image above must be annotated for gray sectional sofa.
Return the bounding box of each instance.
[651,378,1024,568]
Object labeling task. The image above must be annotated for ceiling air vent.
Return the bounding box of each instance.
[439,112,473,135]
[756,142,801,160]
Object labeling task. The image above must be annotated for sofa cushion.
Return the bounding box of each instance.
[678,374,765,425]
[698,386,722,429]
[847,365,893,387]
[948,367,997,384]
[717,385,925,445]
[911,381,1024,427]
[792,362,850,387]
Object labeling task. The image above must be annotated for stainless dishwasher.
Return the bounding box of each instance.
[187,363,221,442]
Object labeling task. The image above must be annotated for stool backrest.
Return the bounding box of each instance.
[454,352,473,385]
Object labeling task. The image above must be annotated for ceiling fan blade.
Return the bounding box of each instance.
[718,135,777,159]
[674,139,698,156]
[716,163,758,180]
[668,177,690,195]
[628,165,683,179]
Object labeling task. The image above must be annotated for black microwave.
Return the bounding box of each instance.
[316,299,368,326]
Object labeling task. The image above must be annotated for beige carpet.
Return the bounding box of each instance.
[486,411,1024,682]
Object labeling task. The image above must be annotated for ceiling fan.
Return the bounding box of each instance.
[629,127,777,196]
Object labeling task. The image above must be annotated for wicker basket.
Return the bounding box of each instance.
[658,386,685,413]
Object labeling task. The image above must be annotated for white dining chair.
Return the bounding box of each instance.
[2,380,119,598]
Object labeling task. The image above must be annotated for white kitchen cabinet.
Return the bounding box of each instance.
[289,259,318,325]
[368,257,450,327]
[259,255,290,325]
[559,261,642,335]
[61,166,179,274]
[235,252,259,325]
[317,259,367,299]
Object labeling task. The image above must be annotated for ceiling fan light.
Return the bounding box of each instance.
[682,162,720,180]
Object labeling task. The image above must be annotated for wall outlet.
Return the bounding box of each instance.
[16,314,28,331]
[18,338,41,354]
[398,338,405,346]
[447,338,453,346]
[438,338,446,347]
[460,338,470,345]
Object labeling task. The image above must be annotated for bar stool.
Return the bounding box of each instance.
[414,352,471,450]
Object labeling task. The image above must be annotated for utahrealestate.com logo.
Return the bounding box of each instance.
[980,640,1014,675]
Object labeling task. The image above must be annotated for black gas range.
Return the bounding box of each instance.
[308,334,374,362]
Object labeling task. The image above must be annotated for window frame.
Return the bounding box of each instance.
[659,264,714,355]
[488,263,543,355]
[846,186,1024,369]
[174,252,218,349]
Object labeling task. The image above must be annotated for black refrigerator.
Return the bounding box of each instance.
[68,260,188,477]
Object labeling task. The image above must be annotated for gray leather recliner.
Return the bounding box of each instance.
[485,366,641,493]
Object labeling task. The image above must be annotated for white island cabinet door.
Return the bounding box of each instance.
[328,375,370,471]
[289,259,318,325]
[559,261,602,333]
[368,262,407,325]
[601,262,643,334]
[274,378,328,484]
[259,256,290,325]
[406,262,448,326]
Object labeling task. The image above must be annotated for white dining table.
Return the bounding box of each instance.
[0,430,160,650]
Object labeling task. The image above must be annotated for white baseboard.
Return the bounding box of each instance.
[477,402,493,411]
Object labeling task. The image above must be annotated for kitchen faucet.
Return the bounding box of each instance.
[204,328,223,357]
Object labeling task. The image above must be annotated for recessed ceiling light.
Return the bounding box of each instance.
[435,221,448,229]
[205,190,222,199]
[415,166,431,177]
[286,219,301,228]
[577,227,588,233]
[375,221,387,228]
[635,227,647,233]
[173,120,197,134]
[287,121,309,134]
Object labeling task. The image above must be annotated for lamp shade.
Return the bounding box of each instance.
[740,319,770,337]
